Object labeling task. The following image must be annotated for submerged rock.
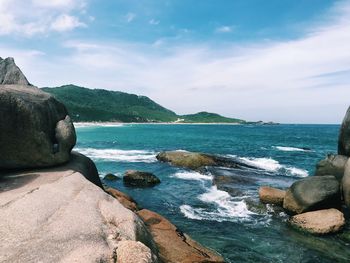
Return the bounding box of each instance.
[259,186,286,206]
[0,85,76,169]
[289,209,345,235]
[123,170,160,187]
[105,187,139,212]
[283,175,341,214]
[0,57,30,85]
[338,106,350,156]
[137,209,225,263]
[103,173,120,181]
[315,154,348,181]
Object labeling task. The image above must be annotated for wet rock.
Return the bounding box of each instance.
[0,85,76,169]
[259,186,286,206]
[123,170,160,187]
[105,187,139,212]
[283,175,341,214]
[137,209,225,263]
[289,208,345,235]
[315,154,348,181]
[116,241,159,263]
[103,173,120,181]
[338,106,350,156]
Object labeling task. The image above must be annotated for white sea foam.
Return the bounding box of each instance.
[180,205,205,220]
[274,146,310,152]
[172,171,212,181]
[75,148,157,163]
[285,167,309,177]
[238,157,282,172]
[74,122,125,128]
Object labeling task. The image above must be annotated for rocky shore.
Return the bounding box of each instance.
[0,57,224,263]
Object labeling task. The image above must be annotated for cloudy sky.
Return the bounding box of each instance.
[0,0,349,124]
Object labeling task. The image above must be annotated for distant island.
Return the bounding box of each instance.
[42,85,276,124]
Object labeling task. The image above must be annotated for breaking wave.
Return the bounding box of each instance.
[172,171,213,181]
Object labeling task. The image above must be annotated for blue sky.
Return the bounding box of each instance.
[1,0,350,123]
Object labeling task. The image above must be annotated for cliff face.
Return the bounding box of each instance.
[0,152,158,263]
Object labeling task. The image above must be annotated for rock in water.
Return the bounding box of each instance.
[289,209,345,235]
[0,57,30,85]
[123,170,160,187]
[283,175,341,214]
[0,85,76,169]
[137,209,225,263]
[259,186,286,206]
[103,173,120,181]
[315,154,348,181]
[338,106,350,156]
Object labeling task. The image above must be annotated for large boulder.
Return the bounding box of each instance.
[289,208,345,235]
[342,158,350,207]
[105,187,140,212]
[116,241,158,263]
[259,186,286,206]
[0,85,76,169]
[157,151,216,170]
[137,209,224,263]
[283,175,341,214]
[338,106,350,156]
[315,154,348,181]
[0,57,30,85]
[123,170,160,187]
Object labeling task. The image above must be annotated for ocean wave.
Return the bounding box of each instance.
[238,157,282,172]
[74,148,157,163]
[274,146,311,152]
[172,171,212,181]
[285,167,308,177]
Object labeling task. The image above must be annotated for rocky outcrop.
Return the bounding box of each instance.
[315,154,348,181]
[0,154,158,263]
[0,85,76,169]
[283,176,341,214]
[104,173,120,181]
[137,209,225,263]
[338,106,350,156]
[259,186,285,206]
[342,159,350,207]
[116,241,158,263]
[0,57,30,85]
[289,209,345,235]
[105,187,139,212]
[123,170,160,187]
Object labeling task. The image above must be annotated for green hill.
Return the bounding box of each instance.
[42,85,245,123]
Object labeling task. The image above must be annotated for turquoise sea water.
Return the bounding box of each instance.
[75,124,350,262]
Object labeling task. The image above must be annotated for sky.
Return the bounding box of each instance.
[0,0,350,124]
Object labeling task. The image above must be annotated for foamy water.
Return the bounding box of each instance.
[75,148,157,163]
[172,171,213,181]
[274,146,311,152]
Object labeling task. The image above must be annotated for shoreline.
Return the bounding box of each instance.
[73,121,244,127]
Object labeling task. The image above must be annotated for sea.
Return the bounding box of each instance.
[74,123,350,262]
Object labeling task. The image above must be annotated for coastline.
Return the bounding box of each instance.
[74,121,244,127]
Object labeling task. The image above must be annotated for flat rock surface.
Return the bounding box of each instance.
[290,208,345,234]
[0,154,155,263]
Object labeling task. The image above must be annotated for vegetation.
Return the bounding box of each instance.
[42,85,245,123]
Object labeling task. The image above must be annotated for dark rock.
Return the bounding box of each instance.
[338,106,350,156]
[137,209,224,263]
[342,159,350,207]
[0,85,76,169]
[103,173,120,181]
[0,57,30,85]
[315,154,348,181]
[283,175,341,214]
[123,170,160,187]
[289,208,345,235]
[259,186,286,206]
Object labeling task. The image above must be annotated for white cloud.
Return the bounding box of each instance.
[0,0,88,36]
[51,14,86,32]
[215,26,233,33]
[2,1,350,123]
[149,19,160,25]
[125,12,136,23]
